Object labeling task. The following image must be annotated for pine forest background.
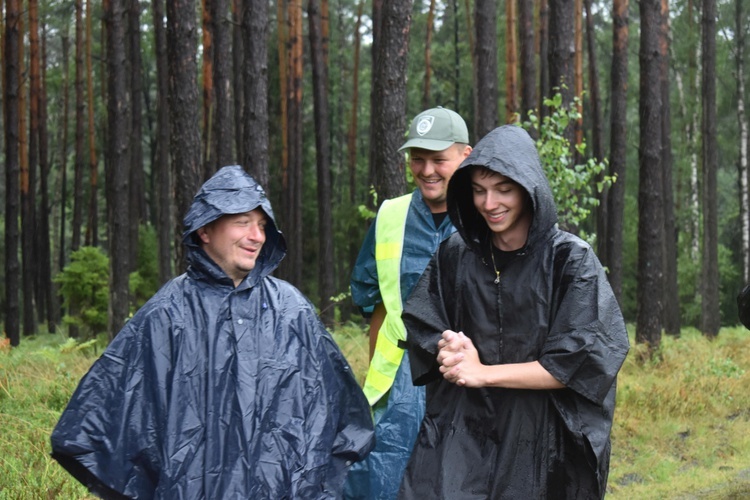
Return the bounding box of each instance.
[2,0,750,349]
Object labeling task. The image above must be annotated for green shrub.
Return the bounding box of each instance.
[522,92,614,245]
[130,225,161,311]
[53,246,110,338]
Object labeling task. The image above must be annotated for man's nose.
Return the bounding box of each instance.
[247,224,266,242]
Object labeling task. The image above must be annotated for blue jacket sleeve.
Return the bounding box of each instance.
[350,219,381,312]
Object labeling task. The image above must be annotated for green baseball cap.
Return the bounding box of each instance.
[398,106,469,152]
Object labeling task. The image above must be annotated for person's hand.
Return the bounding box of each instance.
[437,330,485,387]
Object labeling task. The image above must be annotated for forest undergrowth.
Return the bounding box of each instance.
[0,325,748,499]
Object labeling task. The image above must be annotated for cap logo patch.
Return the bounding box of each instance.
[416,116,435,136]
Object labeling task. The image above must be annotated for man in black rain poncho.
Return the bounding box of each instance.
[51,165,375,499]
[399,126,630,499]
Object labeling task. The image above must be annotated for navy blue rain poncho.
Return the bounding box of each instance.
[51,166,375,499]
[399,126,630,499]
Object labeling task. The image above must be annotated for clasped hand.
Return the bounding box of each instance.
[436,330,484,387]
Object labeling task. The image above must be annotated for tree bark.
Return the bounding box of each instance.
[519,0,536,124]
[212,0,232,168]
[473,0,498,139]
[660,0,680,336]
[574,0,583,154]
[505,0,517,123]
[129,0,146,270]
[423,0,435,109]
[73,0,86,253]
[538,0,550,118]
[85,0,99,248]
[700,0,719,337]
[606,0,628,304]
[548,0,574,142]
[202,0,215,175]
[309,0,335,325]
[286,0,304,285]
[168,0,202,274]
[232,0,244,165]
[5,0,21,346]
[738,0,750,285]
[106,0,132,338]
[242,0,270,188]
[370,0,412,202]
[636,0,663,349]
[153,0,172,284]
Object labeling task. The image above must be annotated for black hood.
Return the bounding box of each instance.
[447,125,558,254]
[182,165,286,280]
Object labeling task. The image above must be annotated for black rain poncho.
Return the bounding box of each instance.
[399,126,629,499]
[51,166,375,499]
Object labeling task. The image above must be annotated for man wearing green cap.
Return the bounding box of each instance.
[345,107,472,499]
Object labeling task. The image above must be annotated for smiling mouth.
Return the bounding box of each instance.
[420,178,443,184]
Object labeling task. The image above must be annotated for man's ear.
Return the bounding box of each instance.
[196,226,210,244]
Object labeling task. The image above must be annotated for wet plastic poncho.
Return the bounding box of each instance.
[399,126,629,499]
[51,166,375,499]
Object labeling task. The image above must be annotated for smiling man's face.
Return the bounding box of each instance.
[408,144,471,213]
[197,209,267,286]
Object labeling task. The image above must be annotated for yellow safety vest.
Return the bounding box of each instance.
[362,193,413,406]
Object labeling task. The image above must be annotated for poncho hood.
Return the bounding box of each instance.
[447,125,558,255]
[182,165,286,283]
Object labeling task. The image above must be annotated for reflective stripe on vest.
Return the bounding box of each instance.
[362,193,413,406]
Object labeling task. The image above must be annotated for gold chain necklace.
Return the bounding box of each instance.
[489,238,501,284]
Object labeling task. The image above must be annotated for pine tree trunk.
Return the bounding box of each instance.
[573,0,583,156]
[73,0,85,253]
[423,0,435,109]
[371,0,412,201]
[519,0,536,125]
[212,0,232,168]
[153,0,172,284]
[232,0,244,164]
[660,0,680,336]
[636,0,664,349]
[129,0,145,270]
[4,0,22,346]
[309,0,335,325]
[242,0,270,188]
[287,0,304,285]
[505,0,517,123]
[106,0,132,338]
[606,0,628,304]
[738,0,750,284]
[473,0,498,139]
[167,0,202,274]
[202,0,215,175]
[700,0,719,337]
[548,0,574,143]
[85,0,99,248]
[538,0,550,117]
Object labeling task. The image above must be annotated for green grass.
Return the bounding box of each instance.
[2,326,749,498]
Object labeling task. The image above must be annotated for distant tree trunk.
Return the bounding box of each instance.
[106,0,131,338]
[519,0,536,124]
[453,0,460,110]
[688,3,701,259]
[5,0,21,346]
[347,0,363,301]
[212,0,232,168]
[700,0,719,337]
[473,0,498,139]
[548,0,574,145]
[371,0,412,202]
[584,0,605,260]
[129,0,145,269]
[59,30,71,290]
[538,0,550,118]
[636,0,663,349]
[232,0,244,164]
[201,0,215,175]
[17,8,36,337]
[505,0,517,123]
[38,13,58,330]
[462,0,474,113]
[242,0,270,188]
[423,0,435,109]
[85,0,99,248]
[309,0,335,325]
[286,0,304,285]
[573,0,583,156]
[660,0,680,336]
[606,0,628,304]
[367,0,383,203]
[153,0,172,284]
[168,0,202,274]
[739,0,750,284]
[73,0,85,253]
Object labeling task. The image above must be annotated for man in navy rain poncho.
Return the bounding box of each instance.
[51,165,375,499]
